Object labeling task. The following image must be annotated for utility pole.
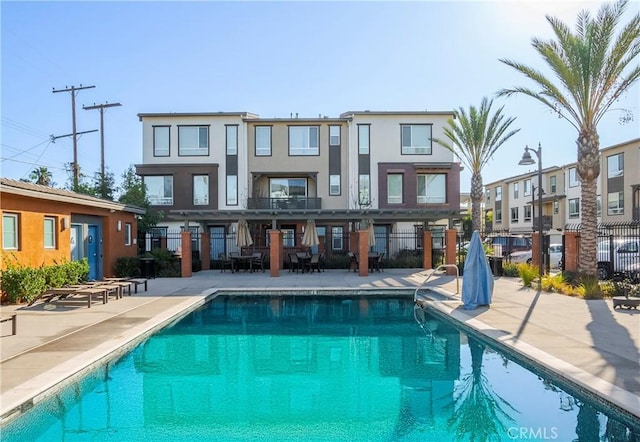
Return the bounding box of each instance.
[83,102,122,179]
[52,84,96,190]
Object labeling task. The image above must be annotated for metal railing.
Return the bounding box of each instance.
[414,264,460,302]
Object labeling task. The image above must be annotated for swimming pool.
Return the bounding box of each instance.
[2,293,639,441]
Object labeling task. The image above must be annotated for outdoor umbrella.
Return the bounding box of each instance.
[461,230,494,310]
[236,219,253,248]
[301,219,319,248]
[367,219,376,247]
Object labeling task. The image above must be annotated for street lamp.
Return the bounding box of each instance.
[519,143,544,281]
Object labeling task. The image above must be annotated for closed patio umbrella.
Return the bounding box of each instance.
[367,219,376,247]
[236,219,253,248]
[301,219,319,248]
[461,231,494,310]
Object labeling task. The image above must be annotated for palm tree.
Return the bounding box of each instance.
[498,0,640,277]
[433,97,520,233]
[29,166,54,186]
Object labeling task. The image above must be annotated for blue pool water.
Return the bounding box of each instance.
[2,294,638,441]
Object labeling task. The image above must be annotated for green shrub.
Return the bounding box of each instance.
[518,263,539,288]
[580,276,603,299]
[61,259,89,284]
[502,261,520,277]
[114,257,141,277]
[324,254,350,270]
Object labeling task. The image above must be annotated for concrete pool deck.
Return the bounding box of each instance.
[0,268,639,424]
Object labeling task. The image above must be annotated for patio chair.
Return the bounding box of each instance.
[219,253,233,272]
[288,253,301,273]
[347,252,359,272]
[251,252,266,272]
[306,253,322,273]
[375,252,384,272]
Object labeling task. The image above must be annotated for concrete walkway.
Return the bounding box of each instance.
[0,268,638,424]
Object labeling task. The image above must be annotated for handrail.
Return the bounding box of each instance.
[414,264,460,301]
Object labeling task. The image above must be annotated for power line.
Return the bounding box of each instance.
[52,84,96,191]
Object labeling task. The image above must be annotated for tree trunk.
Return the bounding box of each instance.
[470,172,484,233]
[576,129,600,277]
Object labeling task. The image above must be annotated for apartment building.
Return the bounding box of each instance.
[483,138,637,239]
[135,110,462,256]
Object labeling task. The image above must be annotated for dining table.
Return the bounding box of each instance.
[230,255,255,272]
[296,253,312,272]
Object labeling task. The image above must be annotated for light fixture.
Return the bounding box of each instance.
[117,220,122,231]
[61,217,69,230]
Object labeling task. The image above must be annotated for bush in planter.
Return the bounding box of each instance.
[115,257,141,277]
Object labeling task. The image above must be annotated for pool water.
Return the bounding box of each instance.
[2,294,638,441]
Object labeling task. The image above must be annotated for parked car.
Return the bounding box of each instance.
[622,262,640,283]
[597,238,640,280]
[508,243,563,268]
[484,235,531,257]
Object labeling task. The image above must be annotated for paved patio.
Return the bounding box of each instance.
[1,268,638,425]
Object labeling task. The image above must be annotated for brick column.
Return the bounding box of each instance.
[200,232,210,270]
[269,230,281,277]
[358,230,369,276]
[423,230,433,270]
[181,231,192,278]
[532,232,541,269]
[445,229,457,275]
[564,231,579,272]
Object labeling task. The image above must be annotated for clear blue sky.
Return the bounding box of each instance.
[2,0,638,192]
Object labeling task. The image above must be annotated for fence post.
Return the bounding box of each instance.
[445,229,457,275]
[201,232,210,270]
[564,231,579,272]
[269,230,281,277]
[181,231,192,278]
[532,231,540,269]
[423,230,432,270]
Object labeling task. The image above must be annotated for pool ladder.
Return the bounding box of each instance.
[414,264,460,302]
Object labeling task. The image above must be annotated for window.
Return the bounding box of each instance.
[597,195,602,217]
[495,208,502,223]
[256,126,271,156]
[153,126,170,156]
[178,126,209,156]
[289,126,319,155]
[358,125,369,154]
[387,174,403,204]
[401,124,431,154]
[485,189,490,202]
[569,198,580,218]
[513,182,519,199]
[226,125,237,155]
[193,175,209,205]
[510,208,519,223]
[569,167,580,187]
[331,226,343,250]
[3,213,18,250]
[524,205,532,221]
[44,216,56,249]
[608,191,624,215]
[282,228,295,247]
[359,174,370,205]
[329,126,340,146]
[125,223,132,246]
[226,175,238,206]
[329,175,340,196]
[417,174,446,204]
[550,175,557,193]
[145,176,174,205]
[270,178,307,199]
[607,153,624,178]
[523,179,531,197]
[495,186,502,202]
[553,201,559,215]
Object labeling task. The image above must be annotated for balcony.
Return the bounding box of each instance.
[247,197,322,210]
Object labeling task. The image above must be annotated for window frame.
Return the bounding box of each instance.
[510,207,519,223]
[288,126,319,156]
[495,208,503,223]
[607,191,624,215]
[329,175,341,196]
[225,125,238,155]
[359,174,370,205]
[44,216,56,249]
[513,182,519,199]
[524,205,532,221]
[569,198,580,218]
[523,179,531,197]
[549,175,557,193]
[387,173,403,204]
[153,125,170,157]
[358,124,370,154]
[2,213,19,250]
[144,175,174,206]
[193,174,209,206]
[495,186,502,202]
[255,126,272,156]
[401,124,432,155]
[331,226,343,250]
[226,175,238,206]
[569,167,580,188]
[417,174,446,204]
[178,125,210,156]
[125,223,132,246]
[607,153,624,178]
[329,125,341,146]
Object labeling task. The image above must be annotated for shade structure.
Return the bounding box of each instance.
[236,219,253,248]
[461,231,494,310]
[301,219,319,248]
[367,219,376,247]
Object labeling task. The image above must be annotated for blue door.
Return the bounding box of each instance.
[87,225,101,280]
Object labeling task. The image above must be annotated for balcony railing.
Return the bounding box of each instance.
[247,197,322,210]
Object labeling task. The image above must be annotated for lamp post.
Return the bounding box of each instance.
[519,143,543,281]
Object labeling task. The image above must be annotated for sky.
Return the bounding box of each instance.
[1,0,639,193]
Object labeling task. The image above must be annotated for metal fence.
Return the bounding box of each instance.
[138,228,453,269]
